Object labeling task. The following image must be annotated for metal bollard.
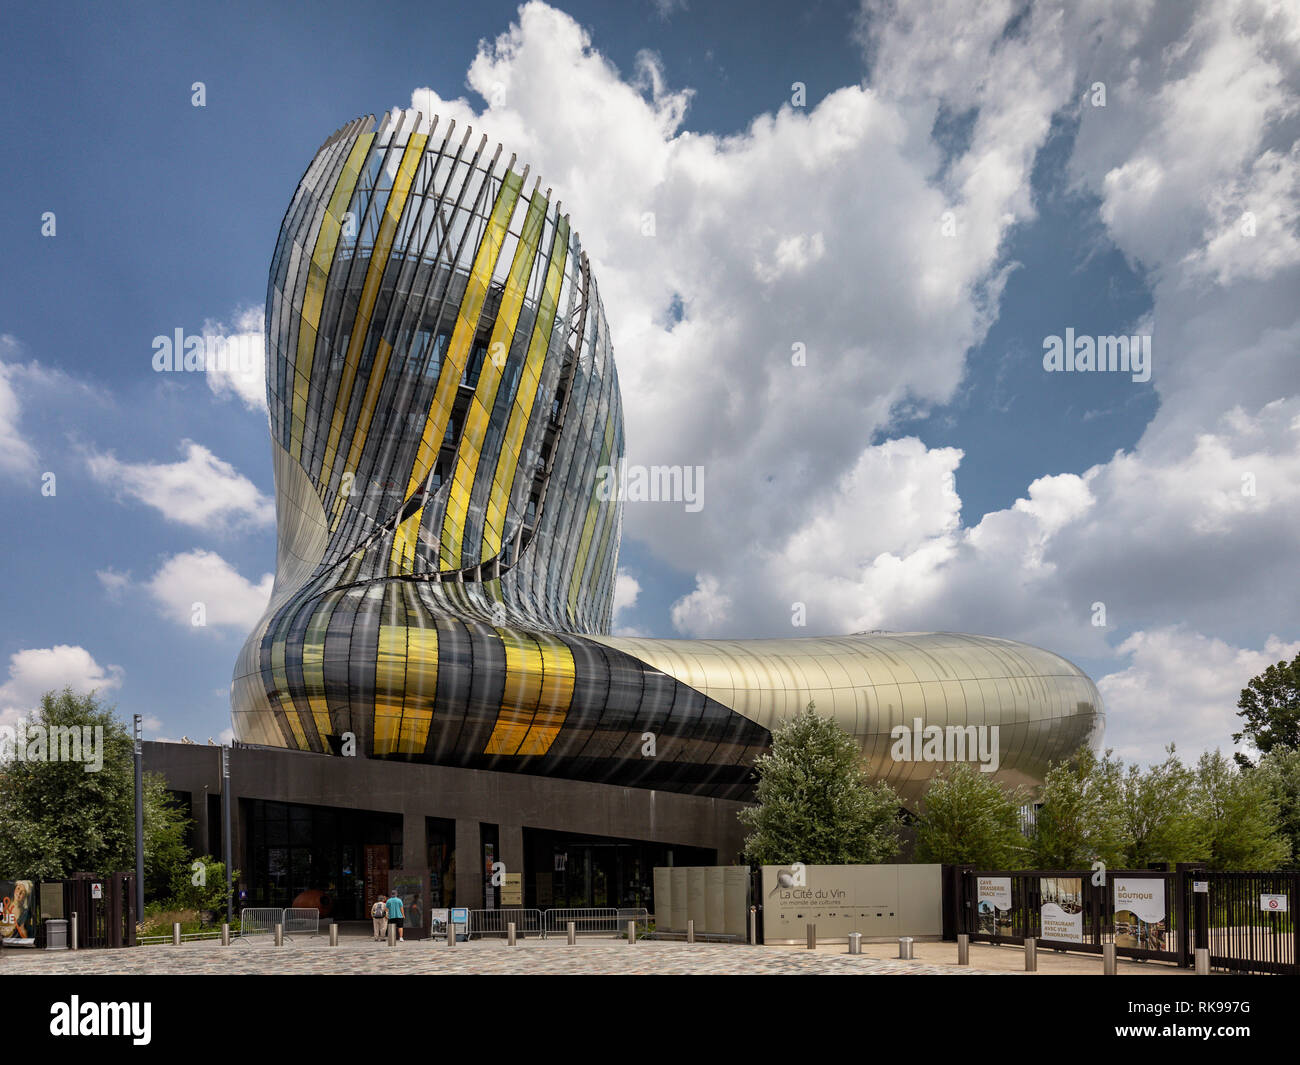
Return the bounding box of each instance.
[1195,947,1209,975]
[507,921,517,946]
[1024,937,1037,972]
[172,922,182,946]
[274,923,284,947]
[806,923,816,950]
[898,936,914,960]
[848,932,862,955]
[445,922,455,947]
[221,923,230,947]
[329,923,339,947]
[627,920,636,944]
[686,919,695,944]
[748,906,757,945]
[1103,941,1117,975]
[71,912,78,951]
[387,921,396,947]
[957,933,969,965]
[567,921,576,946]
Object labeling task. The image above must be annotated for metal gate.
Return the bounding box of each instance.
[1197,870,1299,975]
[950,864,1299,974]
[956,867,1184,963]
[62,871,136,948]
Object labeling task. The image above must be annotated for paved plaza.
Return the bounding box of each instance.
[2,936,1007,976]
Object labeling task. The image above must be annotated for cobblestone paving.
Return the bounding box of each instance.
[3,937,1005,975]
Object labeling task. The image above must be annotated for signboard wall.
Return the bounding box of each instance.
[759,864,943,943]
[653,866,750,935]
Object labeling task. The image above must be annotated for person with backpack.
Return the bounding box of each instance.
[386,889,405,942]
[371,895,388,941]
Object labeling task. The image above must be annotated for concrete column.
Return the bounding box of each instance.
[454,818,481,909]
[401,808,427,873]
[499,822,524,885]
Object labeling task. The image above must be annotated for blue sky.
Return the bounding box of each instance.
[1,0,1297,762]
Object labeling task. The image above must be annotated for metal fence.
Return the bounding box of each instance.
[282,908,320,936]
[1202,871,1298,975]
[235,907,289,940]
[462,907,650,939]
[950,865,1300,974]
[542,907,649,938]
[956,867,1183,963]
[468,908,544,938]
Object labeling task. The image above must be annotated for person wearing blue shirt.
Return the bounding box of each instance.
[385,890,405,942]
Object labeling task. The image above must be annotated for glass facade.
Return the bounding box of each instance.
[523,828,713,911]
[243,799,402,919]
[232,109,1104,804]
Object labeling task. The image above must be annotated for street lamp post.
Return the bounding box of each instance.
[133,715,144,922]
[222,746,233,925]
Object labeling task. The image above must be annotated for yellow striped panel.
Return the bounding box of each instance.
[373,582,407,755]
[390,168,525,575]
[271,631,309,750]
[396,581,436,755]
[567,412,615,620]
[291,132,374,463]
[320,132,428,490]
[517,633,575,756]
[481,215,569,562]
[440,188,548,569]
[400,628,438,755]
[329,336,394,533]
[301,591,344,744]
[484,628,545,755]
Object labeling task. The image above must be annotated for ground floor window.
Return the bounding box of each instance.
[244,799,401,920]
[523,828,713,912]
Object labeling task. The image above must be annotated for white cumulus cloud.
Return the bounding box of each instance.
[0,645,125,725]
[87,440,273,530]
[144,550,273,632]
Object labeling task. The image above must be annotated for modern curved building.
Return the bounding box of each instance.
[230,108,1104,813]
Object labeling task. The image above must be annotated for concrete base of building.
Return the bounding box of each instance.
[143,741,749,918]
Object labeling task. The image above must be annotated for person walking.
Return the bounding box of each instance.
[371,895,388,941]
[385,889,405,942]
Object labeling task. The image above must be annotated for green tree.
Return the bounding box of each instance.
[169,855,239,913]
[1233,652,1300,767]
[739,703,902,865]
[1255,747,1300,870]
[144,774,191,901]
[0,689,192,900]
[1117,745,1207,867]
[1194,749,1291,869]
[1030,746,1125,868]
[915,761,1029,867]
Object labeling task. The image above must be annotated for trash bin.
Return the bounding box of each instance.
[45,919,69,949]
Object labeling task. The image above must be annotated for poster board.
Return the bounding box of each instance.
[976,876,1013,936]
[1039,876,1083,944]
[0,880,36,947]
[1113,878,1167,950]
